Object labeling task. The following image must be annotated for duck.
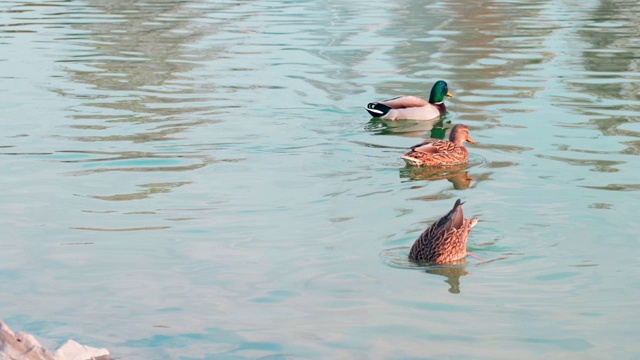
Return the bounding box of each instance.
[409,199,478,264]
[401,124,475,166]
[366,80,452,121]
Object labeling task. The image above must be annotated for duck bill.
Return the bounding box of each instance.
[446,92,453,97]
[466,135,475,144]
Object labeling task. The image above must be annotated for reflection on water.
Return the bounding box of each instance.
[399,153,492,190]
[88,182,191,201]
[581,183,640,192]
[366,117,449,139]
[537,154,623,172]
[2,0,640,358]
[400,167,474,190]
[60,0,218,124]
[425,263,469,295]
[380,247,469,294]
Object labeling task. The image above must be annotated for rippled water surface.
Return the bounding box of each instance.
[2,0,639,358]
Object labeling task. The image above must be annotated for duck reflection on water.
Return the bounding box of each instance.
[424,262,469,294]
[365,117,448,139]
[400,163,473,190]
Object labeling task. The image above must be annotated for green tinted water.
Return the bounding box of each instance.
[1,0,639,358]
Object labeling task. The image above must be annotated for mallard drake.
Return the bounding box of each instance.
[401,124,475,166]
[409,199,478,264]
[366,80,452,121]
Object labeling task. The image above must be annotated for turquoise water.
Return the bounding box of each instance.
[1,0,639,358]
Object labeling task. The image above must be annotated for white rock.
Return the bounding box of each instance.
[54,340,110,360]
[0,321,111,360]
[0,321,55,360]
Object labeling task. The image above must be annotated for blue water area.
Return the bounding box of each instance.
[1,0,639,359]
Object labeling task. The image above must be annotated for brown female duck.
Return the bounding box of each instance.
[409,199,478,264]
[401,124,475,166]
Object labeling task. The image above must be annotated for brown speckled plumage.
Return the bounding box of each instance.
[401,124,475,166]
[409,199,478,264]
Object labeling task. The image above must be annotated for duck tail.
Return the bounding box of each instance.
[401,155,422,166]
[366,102,392,118]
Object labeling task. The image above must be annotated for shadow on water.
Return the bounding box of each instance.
[380,247,469,294]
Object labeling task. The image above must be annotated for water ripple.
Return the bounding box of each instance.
[2,0,640,358]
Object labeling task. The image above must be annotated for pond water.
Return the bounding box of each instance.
[1,0,639,358]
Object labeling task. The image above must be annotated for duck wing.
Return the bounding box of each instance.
[409,139,456,154]
[379,95,429,109]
